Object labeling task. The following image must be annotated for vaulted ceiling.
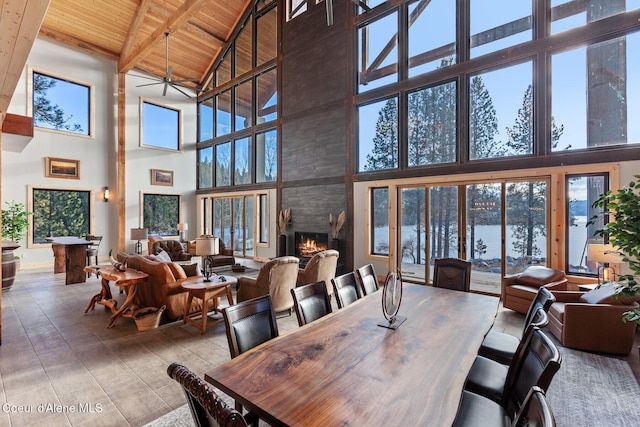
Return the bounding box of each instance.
[1,0,257,115]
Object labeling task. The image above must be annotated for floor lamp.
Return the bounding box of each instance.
[588,243,623,284]
[131,228,148,255]
[196,236,220,282]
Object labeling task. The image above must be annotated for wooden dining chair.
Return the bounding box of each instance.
[167,362,257,427]
[432,257,471,292]
[331,272,362,309]
[222,295,279,359]
[479,287,555,365]
[355,264,380,296]
[85,235,102,277]
[291,280,332,327]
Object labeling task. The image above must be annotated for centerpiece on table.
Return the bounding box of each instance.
[588,174,640,324]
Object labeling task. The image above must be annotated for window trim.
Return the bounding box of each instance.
[27,66,95,139]
[27,184,96,248]
[139,97,183,151]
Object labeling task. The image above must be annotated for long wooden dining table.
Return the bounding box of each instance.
[205,284,499,426]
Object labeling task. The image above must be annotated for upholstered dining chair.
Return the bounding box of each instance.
[332,271,362,309]
[222,295,279,359]
[296,249,339,299]
[236,256,300,314]
[461,326,562,418]
[511,386,556,427]
[432,257,471,291]
[479,287,555,365]
[167,362,257,427]
[291,281,332,327]
[85,235,102,277]
[355,264,380,296]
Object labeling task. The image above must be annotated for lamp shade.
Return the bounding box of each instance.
[177,223,188,231]
[196,237,220,256]
[587,244,624,264]
[131,228,148,241]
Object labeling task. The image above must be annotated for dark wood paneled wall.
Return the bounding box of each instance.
[280,0,352,270]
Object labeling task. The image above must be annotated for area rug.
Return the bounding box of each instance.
[145,345,640,427]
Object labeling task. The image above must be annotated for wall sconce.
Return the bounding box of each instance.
[588,243,624,284]
[103,187,110,202]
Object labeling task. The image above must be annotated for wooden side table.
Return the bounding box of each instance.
[182,275,238,334]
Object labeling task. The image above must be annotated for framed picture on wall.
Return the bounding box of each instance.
[45,157,80,179]
[151,169,174,186]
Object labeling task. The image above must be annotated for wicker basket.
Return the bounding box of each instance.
[133,305,165,332]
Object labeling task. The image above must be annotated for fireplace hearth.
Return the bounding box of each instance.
[294,231,329,262]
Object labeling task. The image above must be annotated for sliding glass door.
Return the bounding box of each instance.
[212,195,254,257]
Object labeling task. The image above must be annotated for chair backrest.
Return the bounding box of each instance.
[511,386,556,427]
[291,281,332,326]
[502,327,562,417]
[355,264,380,296]
[167,362,249,427]
[297,250,339,295]
[222,295,279,358]
[432,258,471,292]
[521,287,555,337]
[85,235,102,248]
[332,272,362,309]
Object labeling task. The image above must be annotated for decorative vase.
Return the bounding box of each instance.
[2,241,20,291]
[278,234,287,257]
[329,238,340,251]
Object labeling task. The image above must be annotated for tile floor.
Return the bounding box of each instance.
[0,264,638,426]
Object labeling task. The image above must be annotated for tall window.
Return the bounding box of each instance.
[197,0,278,189]
[31,71,91,136]
[141,100,181,150]
[31,188,91,244]
[355,3,640,173]
[371,187,389,255]
[143,194,180,236]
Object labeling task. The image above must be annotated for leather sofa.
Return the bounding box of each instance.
[237,256,300,313]
[151,239,192,262]
[548,284,639,355]
[119,253,201,321]
[296,249,339,297]
[502,266,568,314]
[187,237,236,267]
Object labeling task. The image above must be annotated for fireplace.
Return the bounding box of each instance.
[294,231,329,263]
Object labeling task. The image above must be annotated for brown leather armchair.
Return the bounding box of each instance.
[236,256,300,313]
[151,239,192,262]
[502,266,568,314]
[296,249,339,297]
[548,284,639,355]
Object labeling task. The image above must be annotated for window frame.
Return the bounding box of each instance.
[139,98,183,151]
[141,193,182,237]
[27,67,94,138]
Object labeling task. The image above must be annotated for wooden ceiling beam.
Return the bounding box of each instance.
[38,26,120,60]
[118,0,209,73]
[119,0,153,64]
[0,0,51,116]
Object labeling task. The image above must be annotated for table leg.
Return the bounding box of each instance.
[199,293,210,334]
[183,292,195,324]
[226,285,234,306]
[85,277,113,313]
[107,284,137,328]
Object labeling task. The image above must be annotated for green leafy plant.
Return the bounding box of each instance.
[2,201,33,243]
[588,175,640,323]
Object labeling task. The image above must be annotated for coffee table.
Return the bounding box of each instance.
[182,275,238,334]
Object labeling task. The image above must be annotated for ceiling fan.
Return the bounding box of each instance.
[135,32,199,98]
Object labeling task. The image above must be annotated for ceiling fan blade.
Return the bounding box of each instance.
[163,82,169,96]
[132,74,164,82]
[168,83,193,99]
[136,82,163,88]
[171,78,200,84]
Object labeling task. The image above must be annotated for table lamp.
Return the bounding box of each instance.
[196,236,220,282]
[131,228,148,255]
[588,243,624,284]
[177,223,188,242]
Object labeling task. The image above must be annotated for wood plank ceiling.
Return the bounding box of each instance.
[39,0,254,94]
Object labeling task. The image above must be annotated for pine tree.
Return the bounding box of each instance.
[32,74,83,133]
[364,98,399,171]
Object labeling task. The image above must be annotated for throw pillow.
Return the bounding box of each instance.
[155,250,172,263]
[168,263,187,280]
[181,263,200,277]
[579,284,618,304]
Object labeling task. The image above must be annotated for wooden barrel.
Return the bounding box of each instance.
[2,249,17,290]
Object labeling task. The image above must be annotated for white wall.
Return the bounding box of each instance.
[1,38,196,267]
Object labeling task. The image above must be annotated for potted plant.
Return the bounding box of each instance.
[588,174,640,324]
[2,201,32,290]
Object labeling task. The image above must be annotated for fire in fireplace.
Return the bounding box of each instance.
[294,231,329,259]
